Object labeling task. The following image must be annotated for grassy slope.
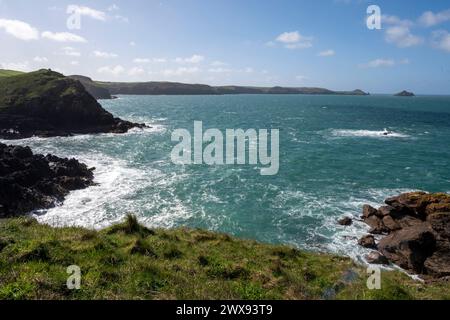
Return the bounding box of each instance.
[0,216,448,300]
[0,69,25,78]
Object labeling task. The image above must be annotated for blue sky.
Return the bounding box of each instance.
[0,0,449,94]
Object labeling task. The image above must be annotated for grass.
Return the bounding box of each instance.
[0,216,449,300]
[0,69,25,78]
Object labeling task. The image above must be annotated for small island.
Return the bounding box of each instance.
[395,90,415,97]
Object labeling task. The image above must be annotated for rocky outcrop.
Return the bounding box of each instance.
[0,69,146,139]
[0,143,95,217]
[359,192,450,280]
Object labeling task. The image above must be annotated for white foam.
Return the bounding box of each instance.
[331,129,410,138]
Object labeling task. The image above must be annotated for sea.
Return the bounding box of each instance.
[4,94,450,263]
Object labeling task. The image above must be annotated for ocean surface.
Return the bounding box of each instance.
[4,94,450,262]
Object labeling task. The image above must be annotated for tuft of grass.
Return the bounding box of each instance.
[0,216,449,300]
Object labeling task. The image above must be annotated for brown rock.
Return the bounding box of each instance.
[395,215,424,230]
[382,215,401,232]
[427,212,450,240]
[358,235,377,249]
[362,205,378,219]
[424,248,450,278]
[365,252,389,265]
[378,205,397,217]
[364,215,382,230]
[378,225,436,274]
[338,217,353,226]
[425,203,450,216]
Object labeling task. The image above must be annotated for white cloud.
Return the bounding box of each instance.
[153,58,167,63]
[295,75,308,81]
[108,4,120,11]
[385,25,423,48]
[42,31,87,43]
[419,9,450,27]
[0,19,39,41]
[97,65,125,76]
[211,60,227,67]
[275,31,313,49]
[431,30,450,53]
[175,54,205,64]
[70,61,79,66]
[399,58,410,64]
[67,5,106,21]
[382,15,414,27]
[93,50,118,58]
[33,56,48,63]
[61,46,81,57]
[128,67,145,76]
[114,15,129,23]
[162,67,200,76]
[361,58,395,68]
[381,14,422,48]
[129,41,136,46]
[133,58,150,64]
[208,67,232,73]
[318,49,335,57]
[0,61,30,71]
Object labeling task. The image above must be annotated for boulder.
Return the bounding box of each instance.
[358,235,377,249]
[382,215,401,232]
[424,248,450,278]
[338,217,353,226]
[378,225,436,274]
[427,213,450,240]
[365,252,389,265]
[362,205,378,219]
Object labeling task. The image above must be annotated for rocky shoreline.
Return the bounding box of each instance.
[0,143,95,217]
[349,192,450,281]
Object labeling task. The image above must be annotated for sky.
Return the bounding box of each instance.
[0,0,450,94]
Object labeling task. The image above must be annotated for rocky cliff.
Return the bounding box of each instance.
[0,69,145,139]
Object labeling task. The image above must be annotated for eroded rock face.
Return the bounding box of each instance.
[360,192,450,280]
[0,69,146,139]
[0,143,94,217]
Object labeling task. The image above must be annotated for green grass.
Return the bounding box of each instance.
[0,216,448,300]
[0,69,25,78]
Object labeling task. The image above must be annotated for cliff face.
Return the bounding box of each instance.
[68,75,112,99]
[0,69,145,139]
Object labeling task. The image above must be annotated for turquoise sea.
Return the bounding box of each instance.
[5,94,450,262]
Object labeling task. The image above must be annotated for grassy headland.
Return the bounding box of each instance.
[0,69,24,78]
[0,215,448,300]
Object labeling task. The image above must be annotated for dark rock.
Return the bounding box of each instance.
[358,235,377,249]
[338,217,353,226]
[365,252,389,265]
[378,205,398,217]
[427,213,450,240]
[0,69,146,139]
[424,248,450,278]
[378,225,436,274]
[0,143,94,217]
[364,215,382,230]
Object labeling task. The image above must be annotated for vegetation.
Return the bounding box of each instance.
[0,215,448,300]
[0,69,24,78]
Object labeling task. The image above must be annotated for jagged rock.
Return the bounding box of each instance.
[378,225,436,274]
[427,213,450,240]
[0,143,94,217]
[364,215,382,230]
[362,204,378,219]
[358,235,377,249]
[382,215,401,232]
[365,252,389,265]
[338,217,353,226]
[424,248,450,278]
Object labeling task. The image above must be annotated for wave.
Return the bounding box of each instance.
[331,129,410,138]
